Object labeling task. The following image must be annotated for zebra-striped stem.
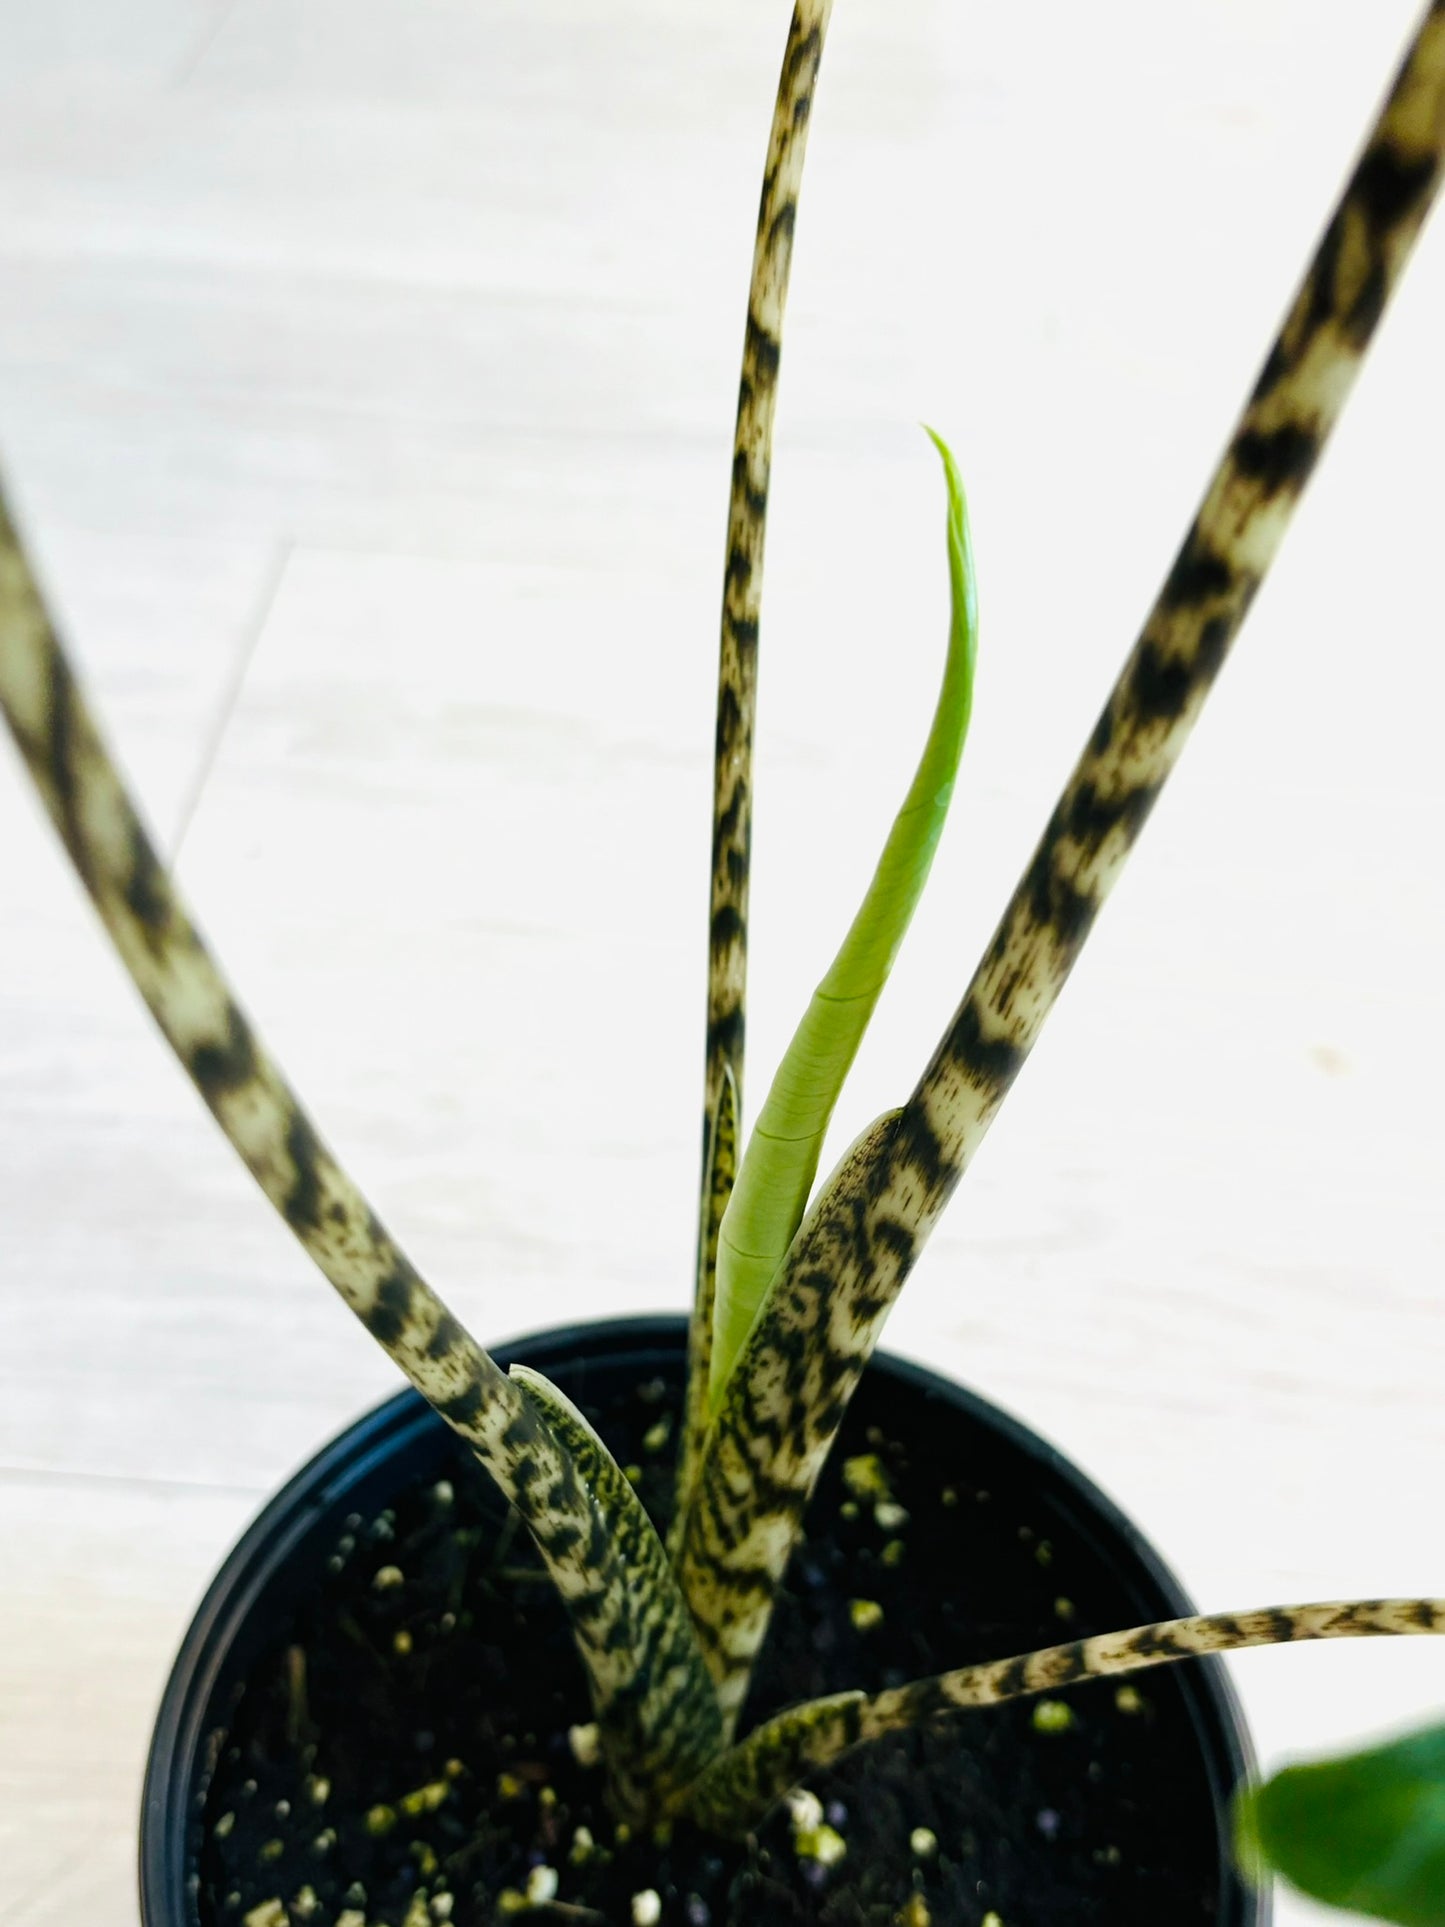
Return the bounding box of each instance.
[681,1598,1445,1835]
[673,1066,738,1544]
[689,0,834,1411]
[877,1,1445,1339]
[0,486,719,1818]
[677,0,1445,1730]
[511,1369,723,1813]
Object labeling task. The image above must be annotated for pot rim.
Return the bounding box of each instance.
[140,1313,1265,1925]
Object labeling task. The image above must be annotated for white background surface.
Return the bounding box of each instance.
[2,2,1443,1922]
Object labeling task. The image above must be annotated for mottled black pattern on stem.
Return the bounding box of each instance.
[512,1368,724,1814]
[687,0,834,1427]
[684,1598,1445,1832]
[0,489,720,1817]
[673,1068,739,1546]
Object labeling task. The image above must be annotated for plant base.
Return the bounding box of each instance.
[143,1318,1265,1927]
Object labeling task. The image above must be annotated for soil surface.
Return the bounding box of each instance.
[201,1354,1229,1927]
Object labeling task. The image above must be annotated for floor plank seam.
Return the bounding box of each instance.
[169,0,243,93]
[0,1462,271,1501]
[170,537,293,860]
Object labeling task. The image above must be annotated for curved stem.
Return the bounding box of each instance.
[683,1598,1445,1833]
[0,484,713,1812]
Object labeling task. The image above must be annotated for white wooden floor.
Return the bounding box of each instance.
[3,4,1444,1923]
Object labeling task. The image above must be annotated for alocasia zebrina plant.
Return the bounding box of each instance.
[1,0,1444,1857]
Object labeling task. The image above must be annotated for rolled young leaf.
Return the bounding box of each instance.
[708,430,979,1408]
[1236,1720,1445,1926]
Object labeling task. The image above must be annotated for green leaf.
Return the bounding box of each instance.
[1236,1721,1445,1926]
[708,428,979,1409]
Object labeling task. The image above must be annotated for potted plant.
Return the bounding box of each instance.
[2,4,1444,1925]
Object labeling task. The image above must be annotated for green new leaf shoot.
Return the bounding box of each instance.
[1236,1721,1445,1926]
[708,429,978,1409]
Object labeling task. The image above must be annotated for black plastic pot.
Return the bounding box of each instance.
[141,1316,1267,1925]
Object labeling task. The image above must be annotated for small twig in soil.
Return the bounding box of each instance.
[285,1644,310,1749]
[334,1610,393,1680]
[444,1525,486,1617]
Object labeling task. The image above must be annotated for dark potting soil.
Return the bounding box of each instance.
[201,1358,1225,1927]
